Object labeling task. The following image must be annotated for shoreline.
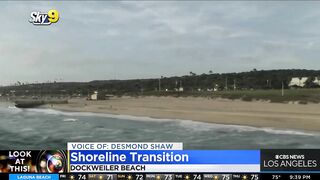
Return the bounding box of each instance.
[39,96,320,132]
[33,106,320,137]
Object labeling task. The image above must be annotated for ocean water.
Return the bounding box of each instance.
[0,103,320,149]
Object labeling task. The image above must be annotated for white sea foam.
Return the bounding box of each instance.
[63,118,78,122]
[26,108,320,137]
[0,106,23,115]
[177,120,319,136]
[258,128,317,136]
[6,106,22,112]
[20,127,34,132]
[26,108,173,122]
[8,106,18,109]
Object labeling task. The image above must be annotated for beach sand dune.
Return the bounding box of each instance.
[45,97,320,131]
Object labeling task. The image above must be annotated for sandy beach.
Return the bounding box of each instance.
[40,96,320,131]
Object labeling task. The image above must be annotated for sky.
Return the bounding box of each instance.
[1,1,320,85]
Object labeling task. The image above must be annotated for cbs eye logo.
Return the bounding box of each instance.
[29,9,59,25]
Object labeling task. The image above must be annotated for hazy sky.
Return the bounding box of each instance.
[1,1,320,85]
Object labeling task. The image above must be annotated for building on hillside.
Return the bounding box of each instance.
[88,91,105,100]
[176,80,184,92]
[213,84,219,91]
[207,88,213,92]
[313,77,320,86]
[288,77,308,87]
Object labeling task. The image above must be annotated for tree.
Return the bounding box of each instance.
[305,77,320,88]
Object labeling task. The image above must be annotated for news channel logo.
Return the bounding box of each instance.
[29,9,59,25]
[36,150,67,173]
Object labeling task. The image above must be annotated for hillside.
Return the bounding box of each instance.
[1,69,320,100]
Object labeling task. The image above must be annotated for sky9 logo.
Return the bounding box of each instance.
[29,9,59,25]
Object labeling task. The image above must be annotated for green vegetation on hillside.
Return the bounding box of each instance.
[1,69,320,103]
